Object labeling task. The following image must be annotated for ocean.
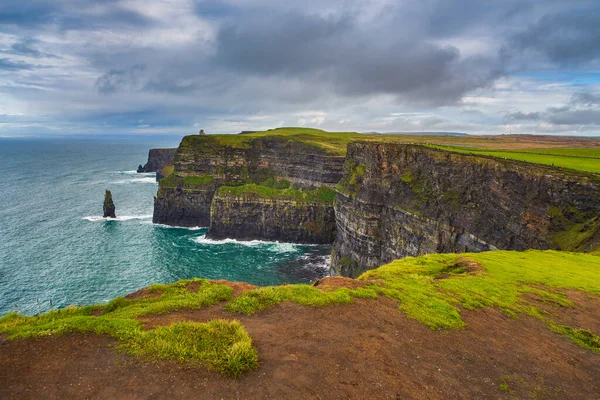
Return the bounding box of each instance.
[0,137,330,316]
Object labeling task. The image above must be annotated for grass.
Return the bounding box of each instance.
[426,145,600,174]
[3,250,600,375]
[0,279,258,377]
[217,184,337,204]
[225,284,378,316]
[357,250,600,351]
[159,173,216,189]
[225,249,600,351]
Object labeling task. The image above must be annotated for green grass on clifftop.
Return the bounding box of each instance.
[0,279,258,377]
[357,250,600,351]
[427,145,600,174]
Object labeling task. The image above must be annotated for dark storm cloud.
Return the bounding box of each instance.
[214,11,503,104]
[513,9,600,65]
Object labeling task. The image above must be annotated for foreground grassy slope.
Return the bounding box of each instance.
[2,250,599,377]
[0,280,258,377]
[228,250,600,352]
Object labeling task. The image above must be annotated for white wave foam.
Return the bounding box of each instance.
[112,177,157,184]
[83,215,153,222]
[192,235,302,252]
[114,170,155,176]
[150,222,206,230]
[302,255,331,271]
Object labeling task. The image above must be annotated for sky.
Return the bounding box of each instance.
[1,0,600,137]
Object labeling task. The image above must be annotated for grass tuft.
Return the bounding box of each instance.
[0,279,258,377]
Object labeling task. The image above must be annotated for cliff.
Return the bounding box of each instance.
[332,142,600,276]
[208,185,336,244]
[153,133,345,230]
[138,148,177,173]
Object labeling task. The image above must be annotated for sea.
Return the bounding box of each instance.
[0,137,331,316]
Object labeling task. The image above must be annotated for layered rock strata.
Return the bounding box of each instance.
[332,142,600,276]
[208,188,336,244]
[153,135,344,229]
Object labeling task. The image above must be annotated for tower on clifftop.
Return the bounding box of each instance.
[199,129,205,135]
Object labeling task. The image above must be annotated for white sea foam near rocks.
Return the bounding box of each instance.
[298,254,331,271]
[82,215,153,222]
[193,235,304,253]
[112,177,157,184]
[150,222,206,230]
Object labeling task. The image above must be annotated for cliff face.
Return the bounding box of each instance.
[153,135,344,228]
[139,149,177,173]
[332,143,600,277]
[174,135,345,189]
[208,190,336,244]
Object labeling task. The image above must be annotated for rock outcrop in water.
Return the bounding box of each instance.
[153,134,345,236]
[331,142,600,276]
[138,149,177,173]
[103,190,116,218]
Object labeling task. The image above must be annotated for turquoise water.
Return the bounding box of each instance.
[0,138,330,316]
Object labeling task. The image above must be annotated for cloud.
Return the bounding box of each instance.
[504,111,541,122]
[513,8,600,65]
[213,10,504,105]
[0,57,35,70]
[1,0,600,136]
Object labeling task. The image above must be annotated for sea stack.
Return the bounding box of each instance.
[103,190,116,218]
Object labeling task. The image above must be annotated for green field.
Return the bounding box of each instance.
[425,145,600,174]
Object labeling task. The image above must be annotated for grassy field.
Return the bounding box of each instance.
[2,250,600,376]
[428,145,600,174]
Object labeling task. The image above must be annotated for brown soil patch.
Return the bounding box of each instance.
[526,289,600,336]
[312,276,367,290]
[209,280,258,297]
[2,297,600,399]
[435,257,484,280]
[185,280,257,297]
[124,287,163,300]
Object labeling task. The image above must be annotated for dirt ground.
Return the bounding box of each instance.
[1,278,599,400]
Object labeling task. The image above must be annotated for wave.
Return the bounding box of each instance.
[114,170,155,176]
[83,215,153,222]
[112,177,157,184]
[192,235,303,252]
[150,222,206,230]
[300,255,331,271]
